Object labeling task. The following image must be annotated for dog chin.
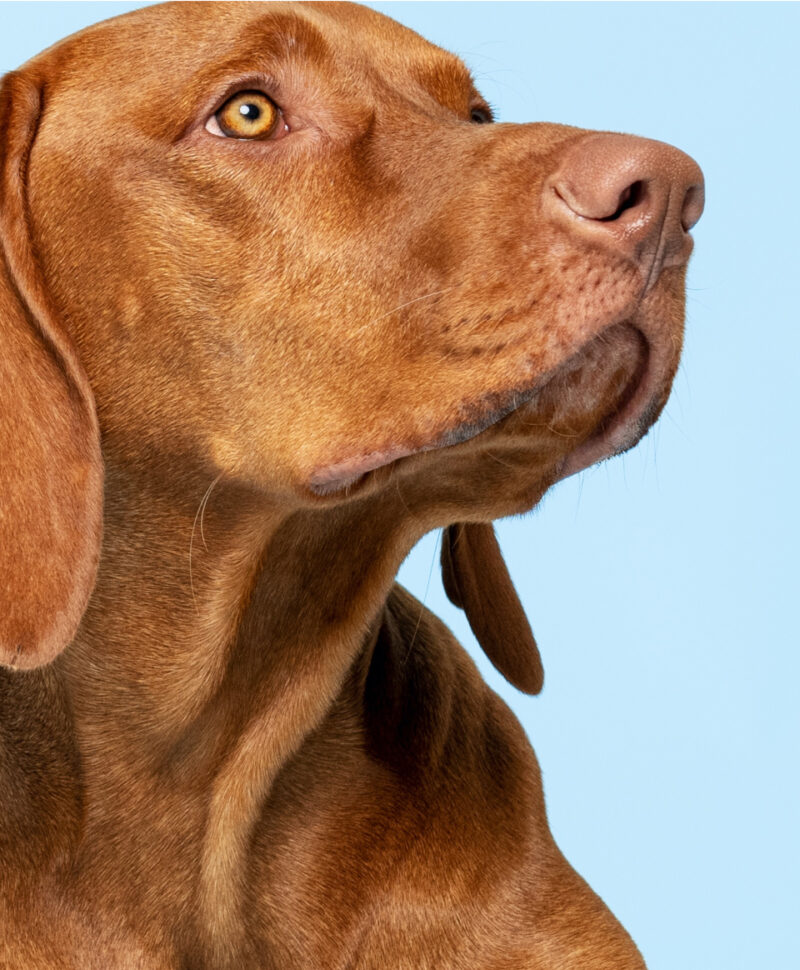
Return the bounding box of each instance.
[305,321,659,501]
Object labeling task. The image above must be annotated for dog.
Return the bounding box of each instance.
[0,2,703,967]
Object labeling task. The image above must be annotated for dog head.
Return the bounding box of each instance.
[0,2,702,682]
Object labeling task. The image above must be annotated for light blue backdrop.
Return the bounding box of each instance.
[1,4,797,969]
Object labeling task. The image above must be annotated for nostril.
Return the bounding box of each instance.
[597,180,646,222]
[553,176,650,225]
[681,183,705,232]
[548,132,705,271]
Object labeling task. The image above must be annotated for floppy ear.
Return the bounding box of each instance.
[0,70,103,669]
[441,522,543,695]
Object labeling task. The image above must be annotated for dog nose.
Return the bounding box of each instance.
[548,133,704,277]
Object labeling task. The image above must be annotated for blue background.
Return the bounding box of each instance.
[2,4,797,968]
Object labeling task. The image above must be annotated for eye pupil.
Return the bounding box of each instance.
[239,103,261,121]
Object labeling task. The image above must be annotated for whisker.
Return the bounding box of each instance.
[352,287,457,337]
[485,449,517,469]
[375,287,455,322]
[189,472,224,612]
[200,473,224,551]
[403,532,440,667]
[394,476,415,521]
[546,424,580,438]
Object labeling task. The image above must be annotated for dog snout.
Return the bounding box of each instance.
[546,132,705,279]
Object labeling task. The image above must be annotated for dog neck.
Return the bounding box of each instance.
[63,457,417,745]
[55,454,422,956]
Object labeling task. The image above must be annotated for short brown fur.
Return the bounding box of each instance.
[0,3,701,967]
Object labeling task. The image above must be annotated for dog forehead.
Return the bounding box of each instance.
[28,1,478,123]
[304,1,480,105]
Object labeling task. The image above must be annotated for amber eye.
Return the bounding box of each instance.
[214,91,281,139]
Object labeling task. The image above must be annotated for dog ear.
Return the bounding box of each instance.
[0,71,103,669]
[441,522,543,695]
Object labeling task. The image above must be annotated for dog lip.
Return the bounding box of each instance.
[308,321,657,498]
[307,453,402,496]
[307,387,546,497]
[307,470,367,496]
[554,335,657,482]
[307,401,523,496]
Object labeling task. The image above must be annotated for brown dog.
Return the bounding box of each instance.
[0,3,703,968]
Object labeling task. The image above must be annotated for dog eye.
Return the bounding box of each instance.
[207,90,283,140]
[470,107,493,125]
